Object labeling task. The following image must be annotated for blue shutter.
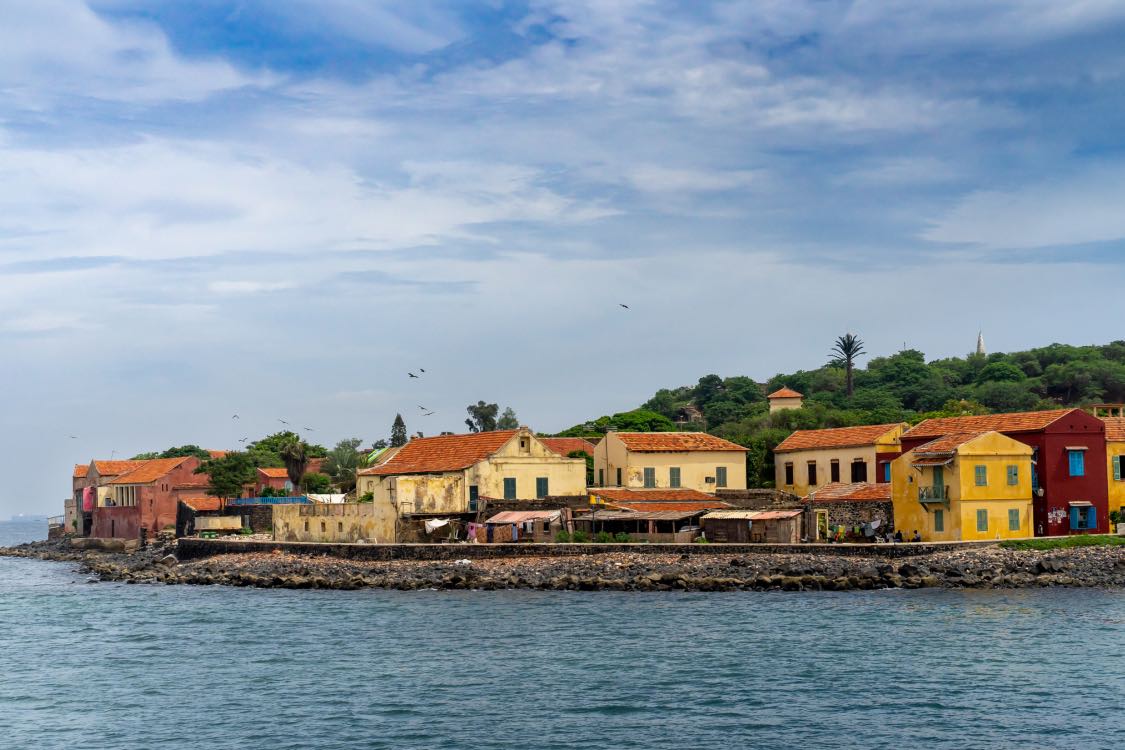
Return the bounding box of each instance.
[1069,450,1085,477]
[536,477,548,498]
[1087,507,1097,530]
[883,462,891,482]
[1070,506,1080,530]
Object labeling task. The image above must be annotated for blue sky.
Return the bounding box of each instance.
[4,1,1125,515]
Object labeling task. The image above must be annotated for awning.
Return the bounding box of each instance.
[485,510,561,524]
[1068,501,1094,507]
[1064,446,1088,451]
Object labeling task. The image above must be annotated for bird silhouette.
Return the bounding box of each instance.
[304,427,315,431]
[232,414,239,419]
[68,435,78,439]
[278,419,290,425]
[418,405,427,410]
[238,437,249,443]
[422,411,435,417]
[619,303,630,309]
[408,372,419,379]
[420,368,426,373]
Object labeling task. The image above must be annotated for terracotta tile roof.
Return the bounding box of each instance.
[811,482,892,502]
[207,450,228,459]
[1102,417,1125,442]
[609,500,734,512]
[73,464,88,478]
[363,430,519,476]
[591,489,731,513]
[107,458,190,485]
[258,467,290,479]
[613,432,746,452]
[912,432,987,455]
[702,509,802,520]
[768,387,803,399]
[181,496,222,512]
[92,460,147,477]
[903,409,1077,440]
[774,423,905,453]
[540,437,596,456]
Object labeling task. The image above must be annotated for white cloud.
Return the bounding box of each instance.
[627,165,758,193]
[208,280,296,294]
[0,311,87,333]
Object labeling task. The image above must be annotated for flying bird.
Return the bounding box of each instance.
[619,303,630,309]
[418,405,427,410]
[238,437,249,443]
[304,427,315,431]
[231,414,239,419]
[422,411,435,417]
[278,419,290,425]
[420,368,426,373]
[408,372,419,379]
[68,435,78,439]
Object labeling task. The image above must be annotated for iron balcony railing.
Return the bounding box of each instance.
[47,515,65,528]
[918,486,950,502]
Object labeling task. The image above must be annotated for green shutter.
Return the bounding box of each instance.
[976,509,988,532]
[1007,465,1018,486]
[716,466,727,488]
[643,468,656,488]
[975,465,987,486]
[934,509,944,533]
[669,467,681,488]
[1115,456,1122,482]
[503,478,517,500]
[536,477,548,497]
[1008,508,1020,531]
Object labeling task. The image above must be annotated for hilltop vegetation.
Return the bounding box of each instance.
[559,341,1125,487]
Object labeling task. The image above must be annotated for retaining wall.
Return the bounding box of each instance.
[176,537,1000,562]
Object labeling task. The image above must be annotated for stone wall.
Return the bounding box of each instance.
[177,537,999,562]
[813,500,895,535]
[716,489,802,508]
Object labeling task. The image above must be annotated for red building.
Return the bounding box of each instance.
[91,457,212,539]
[901,409,1108,536]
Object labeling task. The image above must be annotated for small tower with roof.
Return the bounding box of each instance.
[768,387,804,414]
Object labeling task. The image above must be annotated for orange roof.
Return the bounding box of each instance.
[208,450,228,459]
[180,496,222,512]
[363,430,519,476]
[768,387,803,399]
[607,500,734,512]
[92,460,147,477]
[73,464,88,478]
[540,437,596,456]
[811,482,892,502]
[258,467,290,479]
[613,432,746,452]
[913,432,987,455]
[107,458,190,485]
[775,423,904,453]
[591,488,731,512]
[904,409,1077,440]
[1103,417,1125,442]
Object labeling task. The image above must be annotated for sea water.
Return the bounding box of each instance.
[1,521,1122,750]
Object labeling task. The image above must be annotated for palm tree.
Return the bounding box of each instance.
[830,333,866,398]
[279,436,309,491]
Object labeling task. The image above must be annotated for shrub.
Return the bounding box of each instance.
[1000,534,1125,551]
[594,531,614,543]
[554,531,572,543]
[570,530,590,543]
[357,492,374,504]
[613,532,632,543]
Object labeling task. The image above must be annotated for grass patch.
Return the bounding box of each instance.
[1000,534,1125,551]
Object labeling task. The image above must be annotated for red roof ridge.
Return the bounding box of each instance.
[768,387,803,398]
[903,409,1080,439]
[364,430,521,476]
[774,423,906,452]
[108,457,191,485]
[613,432,746,452]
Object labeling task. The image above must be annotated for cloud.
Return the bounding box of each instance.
[0,311,87,333]
[208,280,296,294]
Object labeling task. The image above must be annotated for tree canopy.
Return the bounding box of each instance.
[465,401,499,432]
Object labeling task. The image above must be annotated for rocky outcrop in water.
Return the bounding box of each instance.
[4,537,1125,592]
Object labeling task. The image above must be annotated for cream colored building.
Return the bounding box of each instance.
[767,387,804,413]
[592,432,747,492]
[273,503,395,544]
[355,428,587,541]
[774,423,907,497]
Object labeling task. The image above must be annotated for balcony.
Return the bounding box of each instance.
[918,486,950,505]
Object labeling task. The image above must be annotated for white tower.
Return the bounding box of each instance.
[976,331,986,356]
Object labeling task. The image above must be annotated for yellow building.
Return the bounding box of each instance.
[891,431,1033,542]
[767,387,804,413]
[773,423,907,497]
[1103,417,1125,516]
[355,428,587,541]
[592,432,747,492]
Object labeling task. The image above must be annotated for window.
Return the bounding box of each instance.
[469,485,479,511]
[669,467,681,488]
[1008,508,1020,531]
[304,521,309,532]
[882,462,891,482]
[321,521,326,532]
[716,466,728,488]
[976,509,988,532]
[1070,506,1096,530]
[338,522,343,532]
[1115,456,1123,481]
[934,509,944,533]
[616,468,622,486]
[503,478,517,500]
[830,460,840,483]
[850,460,867,483]
[542,522,551,533]
[643,467,656,488]
[598,469,604,486]
[1068,450,1085,477]
[536,477,549,497]
[806,462,817,486]
[784,462,794,485]
[974,465,988,486]
[1007,465,1018,486]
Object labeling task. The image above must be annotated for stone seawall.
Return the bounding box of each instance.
[176,538,998,562]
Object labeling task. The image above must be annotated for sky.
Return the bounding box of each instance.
[3,0,1125,516]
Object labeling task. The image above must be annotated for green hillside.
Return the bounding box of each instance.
[559,340,1125,487]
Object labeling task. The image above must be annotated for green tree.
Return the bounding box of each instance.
[323,438,364,493]
[829,333,866,398]
[390,414,408,447]
[301,472,332,494]
[465,401,499,432]
[497,406,519,429]
[132,445,211,460]
[278,436,310,490]
[196,452,256,500]
[976,362,1027,384]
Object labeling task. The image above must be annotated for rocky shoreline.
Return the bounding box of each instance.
[4,537,1125,591]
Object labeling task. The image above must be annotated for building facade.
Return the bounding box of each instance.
[1103,417,1125,517]
[91,457,211,539]
[901,409,1108,536]
[591,432,747,492]
[767,387,804,413]
[773,423,907,497]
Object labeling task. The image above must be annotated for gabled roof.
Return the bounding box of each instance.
[539,437,596,456]
[362,430,520,476]
[768,387,803,399]
[613,432,746,452]
[181,496,222,512]
[903,409,1080,441]
[774,423,905,453]
[912,432,987,455]
[591,488,731,513]
[1102,417,1125,442]
[810,482,892,502]
[92,460,147,477]
[258,467,290,479]
[73,464,88,479]
[107,458,190,485]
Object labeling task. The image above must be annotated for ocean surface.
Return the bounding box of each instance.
[2,521,1123,750]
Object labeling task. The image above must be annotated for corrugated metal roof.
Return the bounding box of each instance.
[702,509,803,520]
[485,510,561,523]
